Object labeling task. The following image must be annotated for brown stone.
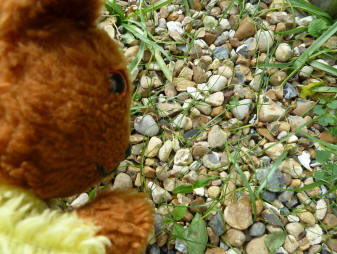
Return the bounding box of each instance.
[257,128,275,141]
[229,37,241,48]
[207,227,220,245]
[211,106,225,117]
[225,229,246,247]
[205,248,226,254]
[327,239,337,252]
[204,32,217,45]
[173,78,196,91]
[320,130,337,144]
[235,18,256,40]
[156,232,168,247]
[189,197,208,213]
[192,0,202,11]
[323,213,337,228]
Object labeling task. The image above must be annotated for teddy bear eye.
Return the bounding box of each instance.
[108,71,126,96]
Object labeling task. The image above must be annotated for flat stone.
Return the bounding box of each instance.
[202,152,221,169]
[209,212,225,236]
[224,199,253,230]
[249,222,266,237]
[286,222,305,239]
[174,149,193,166]
[145,137,163,157]
[306,224,323,245]
[231,99,252,120]
[246,235,268,254]
[134,115,159,136]
[235,17,256,40]
[213,46,230,60]
[259,98,286,122]
[257,128,275,142]
[148,182,172,204]
[263,142,284,160]
[208,125,229,148]
[225,229,246,247]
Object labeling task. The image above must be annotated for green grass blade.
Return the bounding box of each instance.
[128,0,174,18]
[257,151,288,194]
[281,19,337,87]
[274,26,307,35]
[310,60,337,77]
[152,48,173,82]
[312,86,337,93]
[128,41,145,81]
[288,0,332,21]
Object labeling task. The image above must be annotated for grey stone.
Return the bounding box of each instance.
[249,222,266,237]
[256,167,286,192]
[231,99,252,120]
[150,244,161,254]
[283,83,298,99]
[261,190,276,202]
[214,46,230,60]
[214,31,229,46]
[236,44,249,58]
[202,153,221,169]
[112,173,133,190]
[209,212,225,236]
[262,209,284,226]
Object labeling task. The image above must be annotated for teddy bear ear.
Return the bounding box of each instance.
[0,0,103,38]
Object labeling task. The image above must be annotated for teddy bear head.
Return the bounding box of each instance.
[0,0,131,199]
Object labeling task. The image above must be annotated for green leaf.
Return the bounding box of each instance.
[308,19,329,38]
[173,223,187,239]
[173,185,193,194]
[318,114,335,126]
[313,105,325,115]
[265,231,287,253]
[329,126,337,137]
[311,86,337,93]
[314,163,337,183]
[316,150,331,163]
[128,0,173,18]
[327,100,337,109]
[105,0,126,24]
[173,205,187,221]
[128,41,145,81]
[185,213,208,254]
[310,60,337,77]
[152,48,173,83]
[192,176,216,189]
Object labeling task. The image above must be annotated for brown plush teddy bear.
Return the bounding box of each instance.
[0,0,153,253]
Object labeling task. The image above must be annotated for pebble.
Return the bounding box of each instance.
[207,186,220,198]
[246,235,268,254]
[208,125,229,148]
[280,159,303,178]
[158,140,173,162]
[202,152,221,169]
[275,43,293,62]
[166,21,184,35]
[299,66,314,79]
[70,193,89,208]
[148,182,172,204]
[284,235,299,253]
[298,210,316,225]
[224,200,253,230]
[315,199,327,220]
[231,99,252,120]
[255,30,274,52]
[259,98,286,122]
[283,83,298,99]
[263,142,284,160]
[207,227,220,246]
[256,167,286,191]
[298,151,311,170]
[205,92,225,106]
[249,222,266,237]
[134,115,159,136]
[207,75,228,92]
[112,172,133,190]
[209,212,225,236]
[225,229,246,247]
[286,222,305,239]
[145,137,163,158]
[306,224,323,245]
[235,17,256,40]
[174,149,193,166]
[213,46,230,60]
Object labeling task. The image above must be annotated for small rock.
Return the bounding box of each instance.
[231,99,252,120]
[205,92,225,106]
[298,210,316,225]
[158,140,173,162]
[175,240,188,253]
[205,248,226,254]
[257,128,275,142]
[249,222,266,237]
[270,71,287,86]
[323,213,337,228]
[246,235,269,254]
[225,229,246,247]
[208,75,228,92]
[299,66,313,79]
[262,209,284,226]
[284,235,299,253]
[208,186,220,198]
[320,130,337,144]
[298,151,311,170]
[202,152,221,169]
[189,197,208,213]
[214,46,230,60]
[255,30,274,52]
[286,222,305,239]
[235,17,256,40]
[145,137,163,158]
[224,200,253,230]
[306,224,323,245]
[256,166,286,192]
[148,182,172,204]
[134,115,159,136]
[207,227,220,246]
[264,142,284,160]
[280,159,303,178]
[275,43,293,62]
[259,97,286,122]
[288,115,308,135]
[209,212,225,236]
[112,173,133,190]
[283,83,298,99]
[167,21,184,35]
[208,125,229,148]
[315,199,327,220]
[174,149,193,166]
[70,193,89,208]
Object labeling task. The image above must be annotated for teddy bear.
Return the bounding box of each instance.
[0,0,153,253]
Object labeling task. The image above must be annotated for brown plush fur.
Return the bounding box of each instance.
[0,0,153,253]
[77,190,154,254]
[0,0,131,198]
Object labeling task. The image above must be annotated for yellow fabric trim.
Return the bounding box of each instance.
[0,183,109,254]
